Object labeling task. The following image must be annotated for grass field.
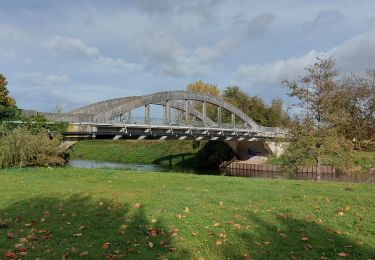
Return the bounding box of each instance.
[0,168,374,259]
[69,140,202,169]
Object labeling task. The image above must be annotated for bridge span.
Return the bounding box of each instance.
[23,90,288,157]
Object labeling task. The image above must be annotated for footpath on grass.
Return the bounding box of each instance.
[0,168,374,259]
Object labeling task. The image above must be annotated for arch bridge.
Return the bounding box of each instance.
[24,91,288,157]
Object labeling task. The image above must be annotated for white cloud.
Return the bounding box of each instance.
[233,29,375,85]
[46,35,140,71]
[16,73,70,86]
[47,35,99,59]
[138,32,238,77]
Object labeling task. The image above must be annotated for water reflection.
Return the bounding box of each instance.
[70,160,165,172]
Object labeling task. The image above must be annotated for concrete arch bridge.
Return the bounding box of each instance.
[24,91,288,158]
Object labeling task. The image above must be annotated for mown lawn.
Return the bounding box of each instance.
[0,168,374,259]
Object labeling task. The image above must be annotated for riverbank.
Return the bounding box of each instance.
[267,151,375,173]
[0,168,374,259]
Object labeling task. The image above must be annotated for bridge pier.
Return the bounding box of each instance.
[217,107,222,127]
[185,100,189,125]
[202,101,207,126]
[144,104,150,124]
[231,114,235,127]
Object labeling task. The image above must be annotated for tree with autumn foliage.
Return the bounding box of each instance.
[281,57,355,180]
[0,74,19,121]
[186,80,221,121]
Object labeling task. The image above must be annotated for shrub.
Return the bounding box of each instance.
[0,127,66,168]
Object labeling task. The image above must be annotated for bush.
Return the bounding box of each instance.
[0,127,66,168]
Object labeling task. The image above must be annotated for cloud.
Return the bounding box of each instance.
[46,35,140,71]
[137,32,238,77]
[16,72,70,86]
[247,13,276,38]
[47,35,99,59]
[233,29,375,85]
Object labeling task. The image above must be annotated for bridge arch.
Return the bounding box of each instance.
[75,91,259,130]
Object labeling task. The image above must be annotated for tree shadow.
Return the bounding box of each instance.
[218,213,375,259]
[0,195,190,259]
[152,153,194,166]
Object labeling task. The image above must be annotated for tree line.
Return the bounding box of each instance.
[186,80,291,127]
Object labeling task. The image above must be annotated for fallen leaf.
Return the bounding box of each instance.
[191,232,197,236]
[148,242,153,248]
[25,221,36,227]
[234,224,241,229]
[14,243,23,249]
[19,237,27,243]
[175,214,182,219]
[263,241,271,246]
[219,201,224,206]
[40,218,46,223]
[133,203,141,209]
[301,237,309,241]
[4,252,17,259]
[213,222,220,227]
[7,233,14,240]
[184,207,189,213]
[80,251,89,256]
[148,228,158,237]
[337,252,349,257]
[73,233,82,237]
[242,254,249,260]
[215,240,222,246]
[277,213,288,219]
[151,219,157,223]
[101,242,109,249]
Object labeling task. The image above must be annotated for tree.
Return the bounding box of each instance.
[186,80,221,122]
[282,57,354,180]
[338,71,375,148]
[0,74,19,121]
[0,74,16,108]
[266,99,291,127]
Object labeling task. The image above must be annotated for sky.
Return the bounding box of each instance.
[1,0,375,112]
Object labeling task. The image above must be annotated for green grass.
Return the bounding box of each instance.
[69,140,201,168]
[0,168,374,259]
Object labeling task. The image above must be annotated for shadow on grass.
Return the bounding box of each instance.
[218,214,375,259]
[0,195,190,259]
[152,153,194,166]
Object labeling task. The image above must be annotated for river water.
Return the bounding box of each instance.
[70,160,165,172]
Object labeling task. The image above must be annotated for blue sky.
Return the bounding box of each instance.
[1,0,375,112]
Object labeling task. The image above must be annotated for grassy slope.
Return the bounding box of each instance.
[69,140,201,168]
[0,168,374,259]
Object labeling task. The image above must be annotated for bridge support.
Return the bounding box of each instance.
[163,100,171,125]
[127,111,131,123]
[202,101,207,126]
[217,107,222,127]
[231,114,235,127]
[144,104,150,124]
[185,100,189,125]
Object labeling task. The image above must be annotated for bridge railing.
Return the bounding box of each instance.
[110,117,252,130]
